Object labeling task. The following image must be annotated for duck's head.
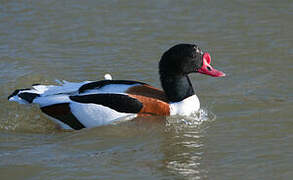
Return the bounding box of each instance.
[159,44,225,77]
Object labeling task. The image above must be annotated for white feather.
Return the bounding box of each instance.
[104,73,112,80]
[170,95,200,116]
[32,85,51,94]
[70,102,136,127]
[33,94,71,107]
[41,81,91,96]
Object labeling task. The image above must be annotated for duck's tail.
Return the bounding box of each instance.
[8,84,48,104]
[8,80,91,105]
[8,74,112,105]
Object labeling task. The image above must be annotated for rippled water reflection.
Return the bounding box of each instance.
[1,0,292,179]
[163,109,213,179]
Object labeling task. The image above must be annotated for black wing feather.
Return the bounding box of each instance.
[78,80,146,93]
[70,94,143,113]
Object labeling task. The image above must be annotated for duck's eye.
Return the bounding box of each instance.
[194,46,203,55]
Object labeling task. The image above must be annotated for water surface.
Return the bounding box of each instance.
[0,0,292,179]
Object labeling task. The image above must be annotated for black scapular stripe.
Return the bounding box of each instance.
[41,103,85,130]
[78,80,146,93]
[18,92,40,103]
[70,94,143,113]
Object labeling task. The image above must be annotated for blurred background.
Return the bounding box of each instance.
[0,0,292,179]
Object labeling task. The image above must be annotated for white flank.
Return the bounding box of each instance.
[169,95,200,116]
[70,102,137,127]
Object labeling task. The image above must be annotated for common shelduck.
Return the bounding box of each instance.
[8,44,225,130]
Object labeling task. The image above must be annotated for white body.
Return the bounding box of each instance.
[9,80,200,129]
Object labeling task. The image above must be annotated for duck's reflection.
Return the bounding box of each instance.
[160,110,212,179]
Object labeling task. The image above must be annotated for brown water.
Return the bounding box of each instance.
[0,0,292,179]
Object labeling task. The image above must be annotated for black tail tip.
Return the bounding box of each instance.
[8,88,39,103]
[8,89,21,100]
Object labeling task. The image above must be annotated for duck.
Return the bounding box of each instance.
[8,43,225,130]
